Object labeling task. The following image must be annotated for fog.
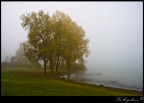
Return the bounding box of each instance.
[1,2,143,90]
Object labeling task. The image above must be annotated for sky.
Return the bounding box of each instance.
[1,2,143,80]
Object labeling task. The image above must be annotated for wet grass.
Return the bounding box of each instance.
[1,67,143,96]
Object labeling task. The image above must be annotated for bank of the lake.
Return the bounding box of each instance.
[1,67,143,96]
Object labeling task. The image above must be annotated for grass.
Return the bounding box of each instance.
[1,67,143,96]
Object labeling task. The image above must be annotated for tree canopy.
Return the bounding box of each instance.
[20,10,90,74]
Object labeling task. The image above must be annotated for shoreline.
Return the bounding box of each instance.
[83,81,143,92]
[63,75,143,92]
[68,72,143,92]
[63,78,143,93]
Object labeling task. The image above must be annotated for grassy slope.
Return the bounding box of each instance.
[1,67,143,96]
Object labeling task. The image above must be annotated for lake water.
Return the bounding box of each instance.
[70,67,143,91]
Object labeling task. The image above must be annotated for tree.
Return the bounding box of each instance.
[22,41,39,67]
[21,10,52,74]
[20,10,90,74]
[51,11,68,72]
[4,56,10,62]
[51,11,90,73]
[10,43,30,64]
[10,56,17,63]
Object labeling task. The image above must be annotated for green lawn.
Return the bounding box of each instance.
[1,67,143,96]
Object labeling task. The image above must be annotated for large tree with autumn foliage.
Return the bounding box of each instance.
[20,10,90,74]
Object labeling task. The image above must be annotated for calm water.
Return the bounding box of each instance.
[70,67,143,91]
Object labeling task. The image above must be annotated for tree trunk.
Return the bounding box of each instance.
[55,57,60,72]
[55,63,59,72]
[44,59,47,74]
[50,62,53,72]
[67,62,71,80]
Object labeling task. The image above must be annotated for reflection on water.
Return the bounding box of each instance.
[65,69,143,91]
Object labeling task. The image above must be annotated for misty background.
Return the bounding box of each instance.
[1,2,143,90]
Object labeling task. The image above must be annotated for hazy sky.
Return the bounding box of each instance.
[1,2,143,76]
